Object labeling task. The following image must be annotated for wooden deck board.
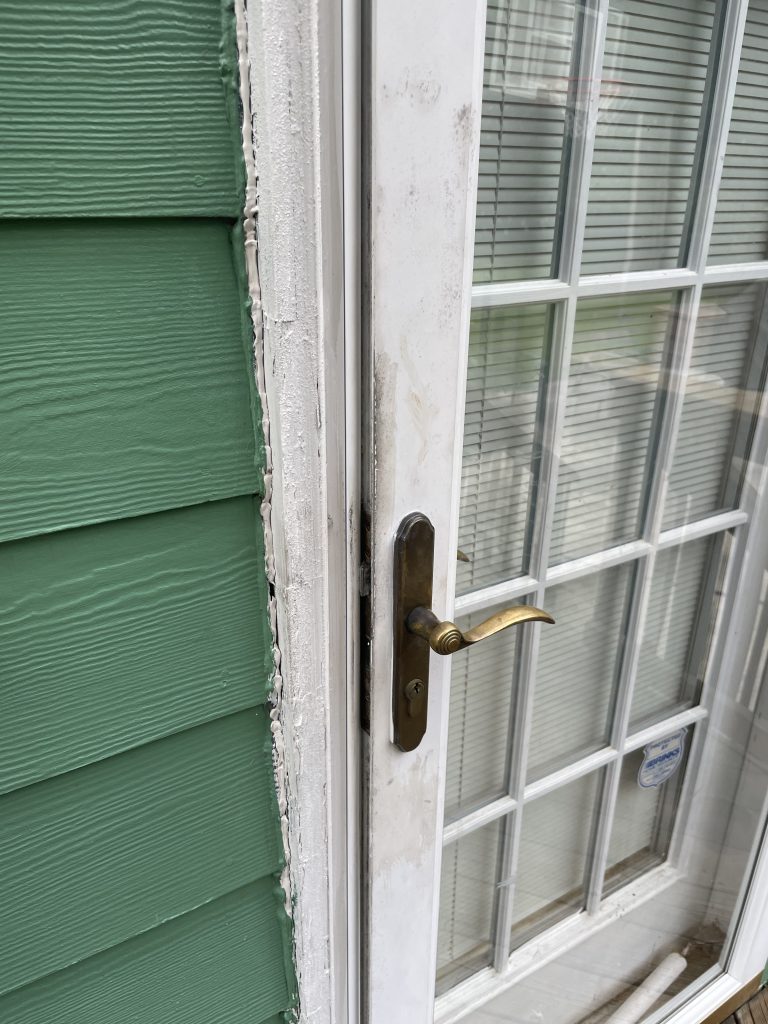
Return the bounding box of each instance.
[728,987,768,1024]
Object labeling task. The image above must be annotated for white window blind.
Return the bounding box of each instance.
[512,772,600,944]
[664,284,765,530]
[581,0,716,274]
[710,0,768,264]
[630,540,712,729]
[474,0,575,283]
[458,303,547,594]
[606,747,671,884]
[437,824,500,993]
[548,294,674,565]
[445,605,520,820]
[528,566,631,779]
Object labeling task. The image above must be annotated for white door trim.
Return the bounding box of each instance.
[241,1,357,1021]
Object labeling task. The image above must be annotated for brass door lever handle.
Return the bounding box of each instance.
[392,511,556,751]
[406,604,555,655]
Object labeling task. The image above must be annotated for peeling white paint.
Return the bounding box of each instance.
[236,1,350,1022]
[234,0,293,920]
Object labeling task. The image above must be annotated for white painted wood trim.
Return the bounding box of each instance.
[361,1,488,1020]
[243,2,354,1022]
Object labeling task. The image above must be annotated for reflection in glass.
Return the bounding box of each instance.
[511,772,601,948]
[664,284,768,529]
[436,823,501,994]
[710,0,768,264]
[605,739,689,893]
[528,567,632,779]
[581,0,716,274]
[631,539,720,729]
[549,293,676,565]
[458,303,548,594]
[445,604,519,821]
[475,0,576,283]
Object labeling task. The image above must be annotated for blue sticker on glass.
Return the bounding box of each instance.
[637,729,687,789]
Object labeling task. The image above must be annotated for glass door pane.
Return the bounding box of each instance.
[435,0,768,1019]
[475,0,577,283]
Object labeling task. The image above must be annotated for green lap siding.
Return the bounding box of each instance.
[0,498,272,794]
[0,219,260,541]
[0,1,295,1021]
[0,884,291,1024]
[0,0,240,216]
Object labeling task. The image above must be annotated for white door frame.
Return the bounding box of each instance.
[240,0,359,1022]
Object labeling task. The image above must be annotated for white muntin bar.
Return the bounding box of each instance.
[453,515,747,707]
[658,509,748,550]
[454,573,539,617]
[624,705,709,755]
[442,795,516,847]
[577,268,699,298]
[471,278,572,308]
[704,261,768,285]
[544,539,651,588]
[470,261,768,311]
[454,534,667,618]
[470,262,768,311]
[523,745,617,803]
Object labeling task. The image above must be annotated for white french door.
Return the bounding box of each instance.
[361,1,768,1022]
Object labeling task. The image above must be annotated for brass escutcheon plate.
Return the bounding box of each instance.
[392,512,435,751]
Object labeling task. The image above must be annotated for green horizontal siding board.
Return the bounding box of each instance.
[0,882,294,1024]
[0,710,283,996]
[0,0,239,216]
[0,497,273,795]
[0,219,262,541]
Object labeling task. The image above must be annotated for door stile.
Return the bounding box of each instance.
[362,1,487,1020]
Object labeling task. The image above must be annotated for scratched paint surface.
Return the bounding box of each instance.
[0,1,296,1020]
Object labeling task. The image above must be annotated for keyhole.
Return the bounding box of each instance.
[404,678,425,717]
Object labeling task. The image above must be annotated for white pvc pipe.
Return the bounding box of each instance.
[604,953,688,1024]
